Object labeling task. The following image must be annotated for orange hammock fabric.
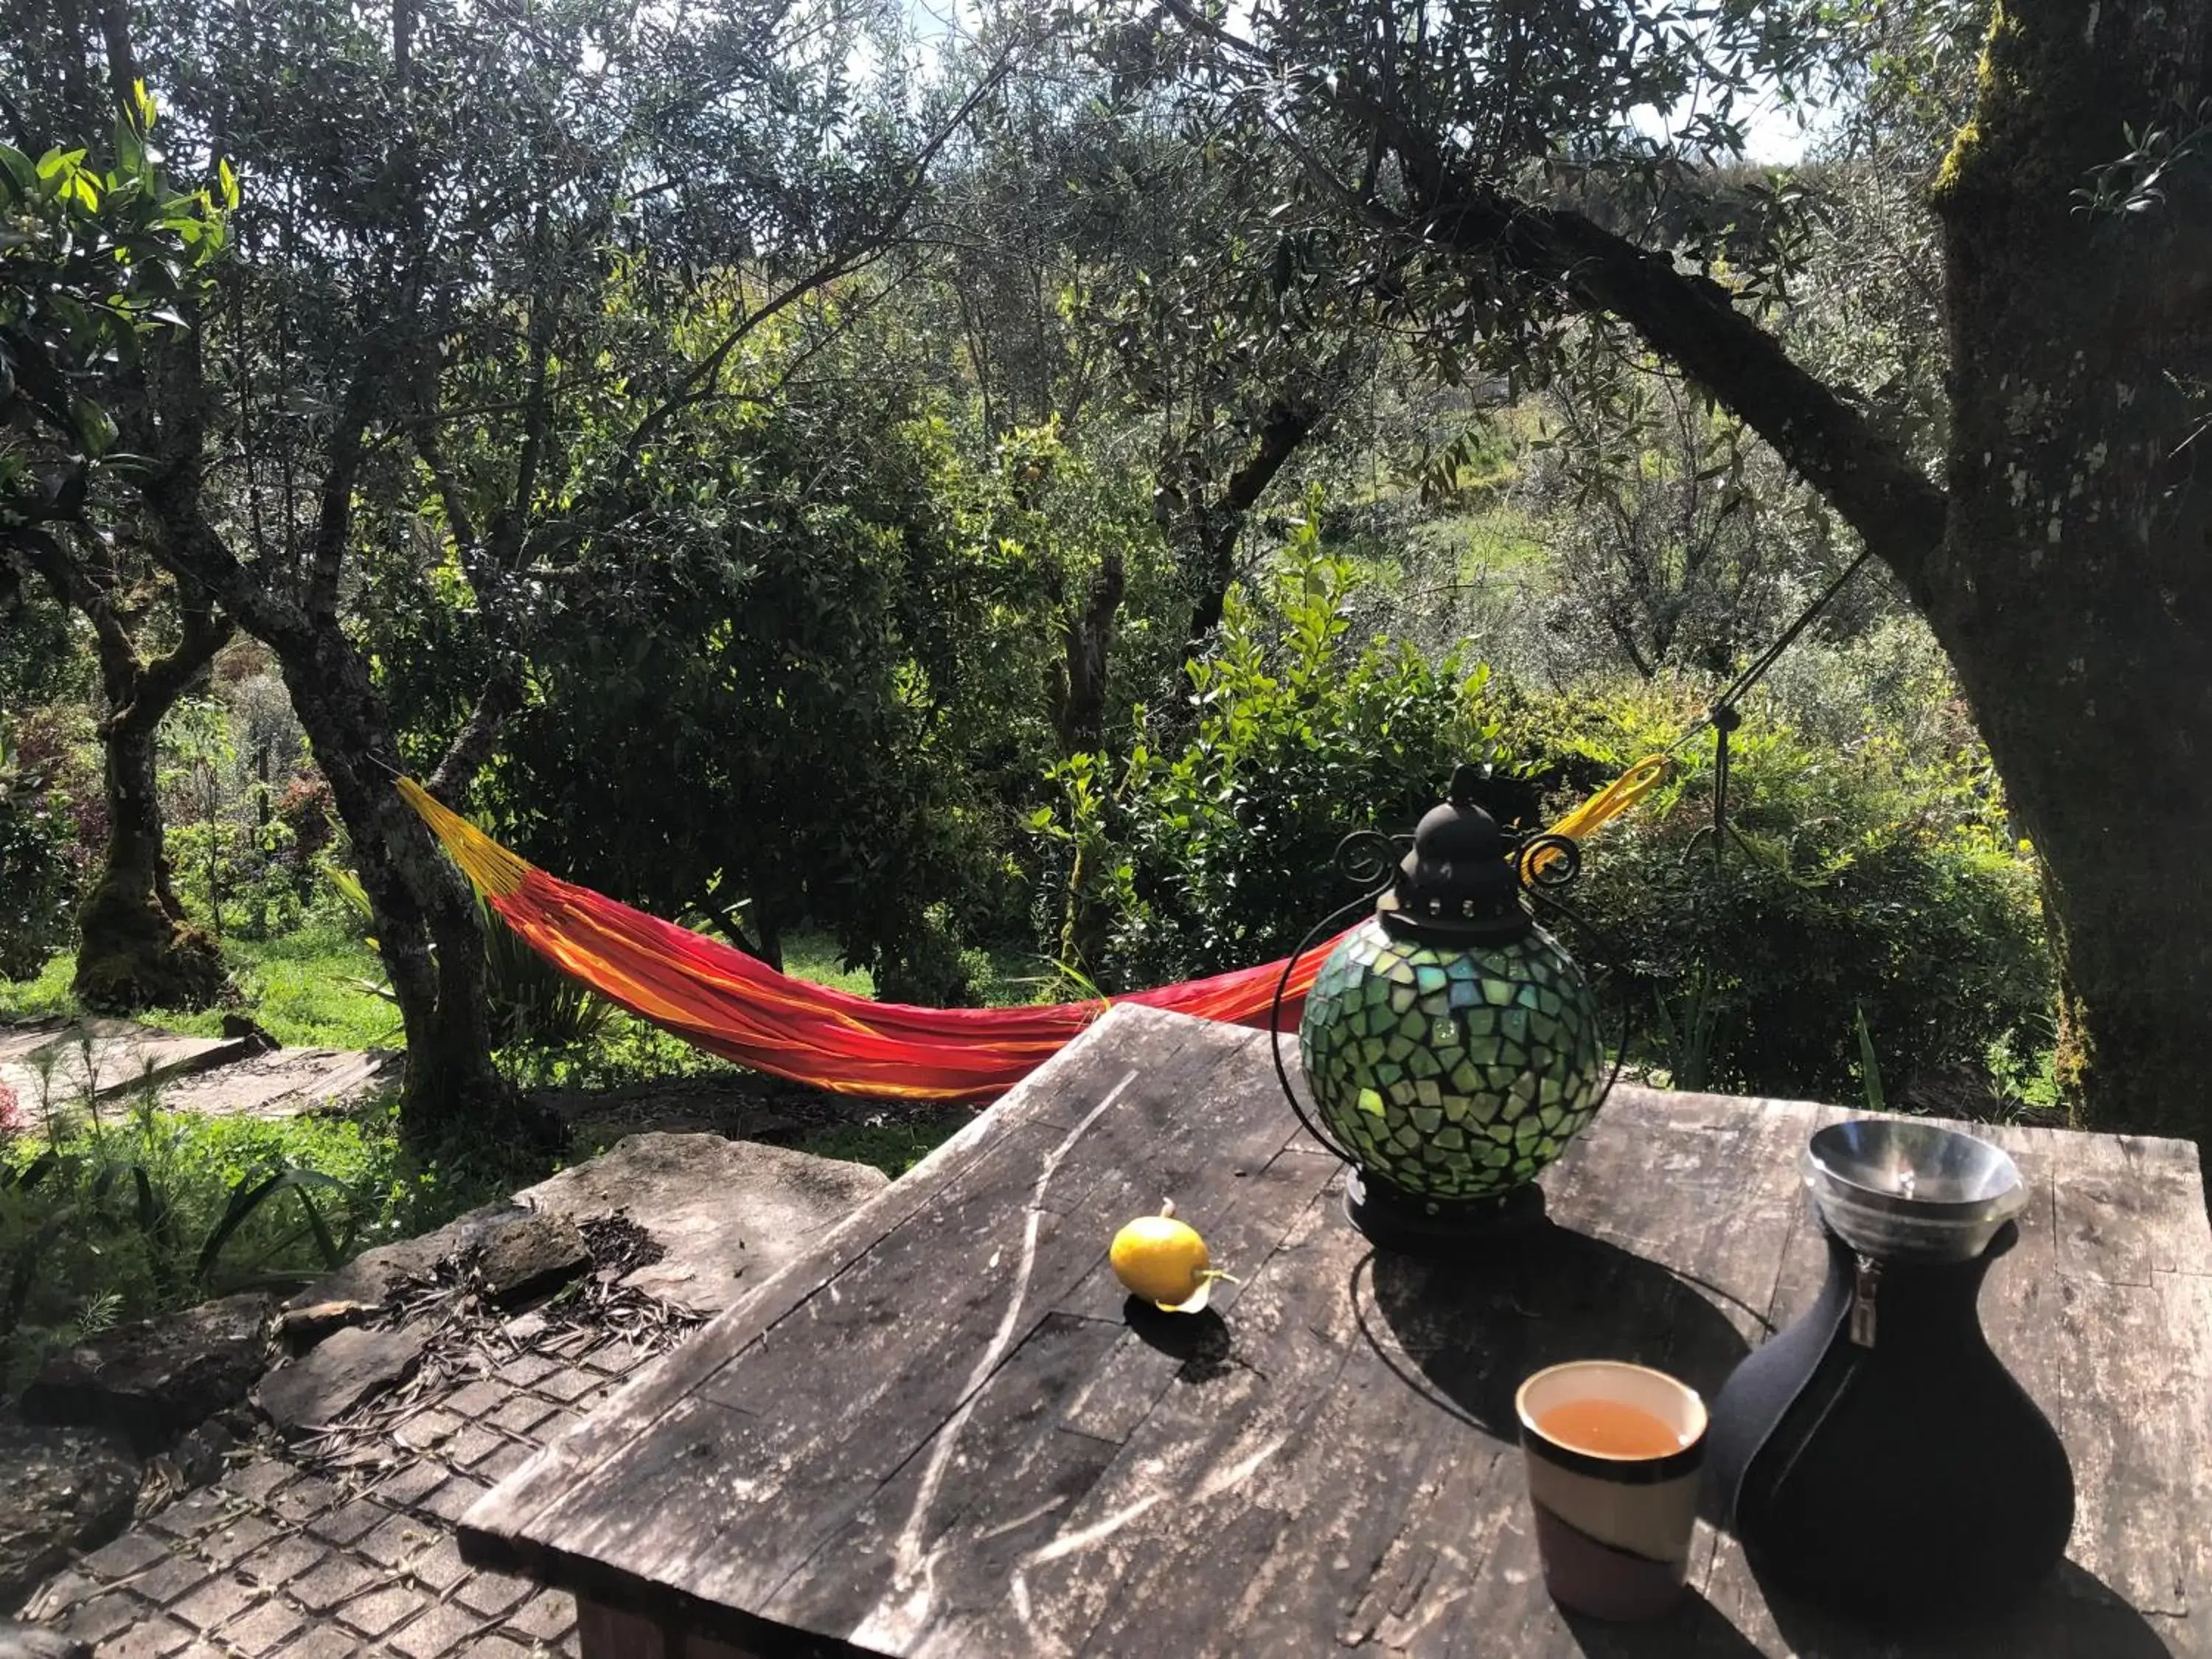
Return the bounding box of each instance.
[397,759,1665,1103]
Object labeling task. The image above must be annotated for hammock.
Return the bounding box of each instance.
[397,759,1666,1103]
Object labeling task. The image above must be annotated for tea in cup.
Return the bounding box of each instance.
[1516,1360,1707,1621]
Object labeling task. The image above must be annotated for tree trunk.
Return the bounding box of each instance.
[141,469,538,1147]
[73,703,225,1011]
[18,535,231,1012]
[1051,553,1127,751]
[1161,397,1329,664]
[1928,1,2212,1138]
[273,624,525,1144]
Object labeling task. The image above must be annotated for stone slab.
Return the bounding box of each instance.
[476,1214,590,1308]
[513,1131,890,1317]
[0,1621,89,1659]
[0,1419,138,1608]
[21,1294,272,1454]
[154,1048,400,1121]
[0,1021,256,1112]
[278,1204,529,1318]
[252,1324,430,1434]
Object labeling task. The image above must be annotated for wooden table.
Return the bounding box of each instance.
[460,1003,2212,1658]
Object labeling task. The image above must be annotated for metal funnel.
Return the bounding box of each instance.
[1802,1119,2027,1262]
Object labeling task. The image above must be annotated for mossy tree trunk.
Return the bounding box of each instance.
[1925,0,2212,1141]
[18,532,230,1012]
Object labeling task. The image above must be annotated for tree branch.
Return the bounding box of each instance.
[1413,184,1949,585]
[134,580,233,723]
[305,360,384,621]
[1189,21,1952,588]
[617,50,1018,477]
[425,667,524,801]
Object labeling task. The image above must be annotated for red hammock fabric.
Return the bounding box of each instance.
[397,779,1331,1102]
[398,755,1665,1104]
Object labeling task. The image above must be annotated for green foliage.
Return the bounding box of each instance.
[0,93,227,547]
[1499,681,2054,1104]
[477,898,614,1053]
[1042,492,1520,990]
[323,864,608,1052]
[477,351,1057,1004]
[0,726,77,980]
[0,1095,544,1390]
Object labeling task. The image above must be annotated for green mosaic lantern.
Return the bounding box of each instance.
[1275,765,1612,1253]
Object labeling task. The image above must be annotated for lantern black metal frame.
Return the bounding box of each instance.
[1267,812,1632,1256]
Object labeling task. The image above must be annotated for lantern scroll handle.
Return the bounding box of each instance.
[1268,845,1395,1168]
[1517,832,1583,891]
[1332,829,1404,888]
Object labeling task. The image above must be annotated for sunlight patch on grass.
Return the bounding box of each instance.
[0,924,398,1049]
[780,929,874,996]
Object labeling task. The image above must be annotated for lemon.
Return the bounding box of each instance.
[1110,1200,1223,1312]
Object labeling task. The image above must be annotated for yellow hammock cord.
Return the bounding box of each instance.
[1524,754,1670,877]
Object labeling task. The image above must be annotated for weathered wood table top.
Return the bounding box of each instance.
[461,1003,2212,1658]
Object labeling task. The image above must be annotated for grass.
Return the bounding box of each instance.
[787,1109,975,1178]
[782,929,876,996]
[780,928,1056,1007]
[0,922,398,1048]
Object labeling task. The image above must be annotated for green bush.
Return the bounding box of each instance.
[1497,681,2055,1104]
[1040,492,1520,991]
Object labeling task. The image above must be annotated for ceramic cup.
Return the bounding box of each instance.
[1515,1360,1708,1621]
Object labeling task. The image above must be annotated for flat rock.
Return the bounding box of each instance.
[156,1046,400,1121]
[251,1323,428,1433]
[0,1418,138,1607]
[21,1294,271,1455]
[279,1201,528,1318]
[515,1132,889,1317]
[0,1020,257,1108]
[476,1211,590,1307]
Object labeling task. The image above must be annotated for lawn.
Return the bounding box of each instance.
[0,922,399,1049]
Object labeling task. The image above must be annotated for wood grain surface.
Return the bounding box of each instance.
[462,1003,2212,1658]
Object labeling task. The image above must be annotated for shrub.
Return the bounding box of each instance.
[1039,492,1523,992]
[0,726,81,981]
[1495,679,2054,1104]
[0,1093,537,1392]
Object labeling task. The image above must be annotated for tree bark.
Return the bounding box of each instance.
[139,465,533,1147]
[1051,552,1127,751]
[274,619,517,1139]
[18,532,229,1010]
[1926,0,2212,1141]
[1164,397,1329,661]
